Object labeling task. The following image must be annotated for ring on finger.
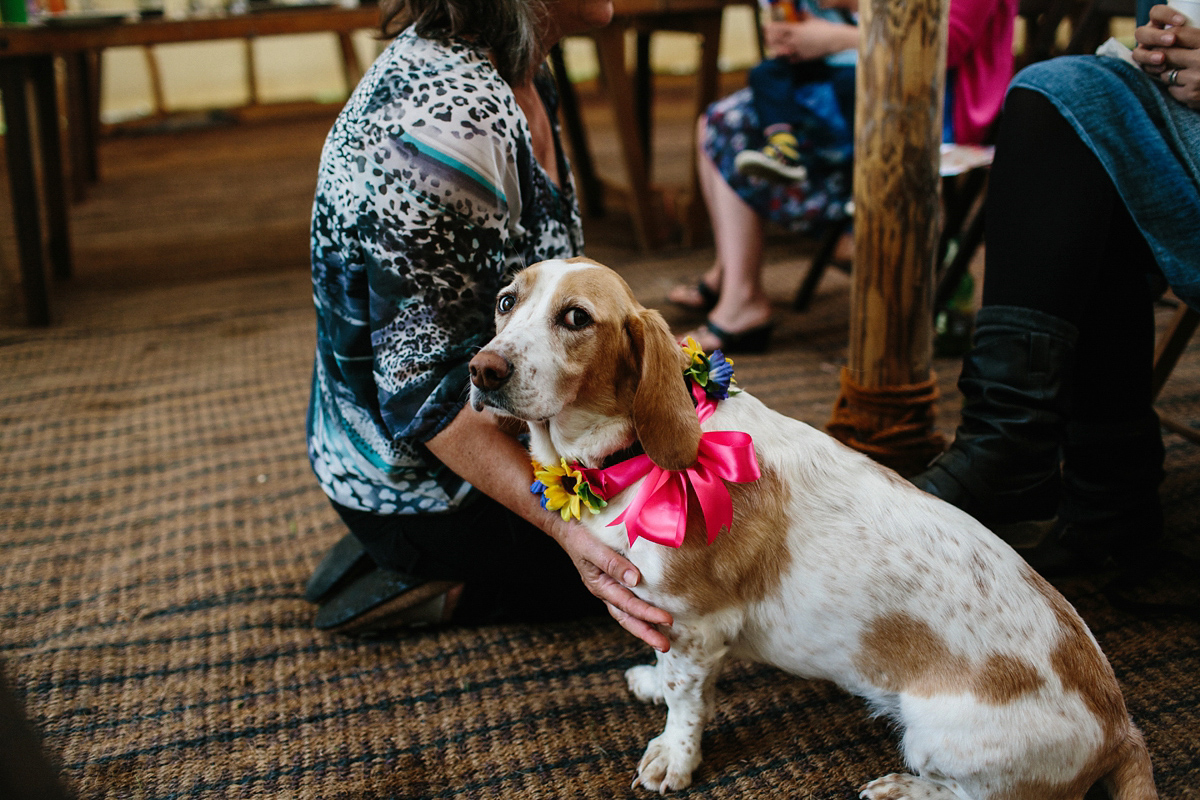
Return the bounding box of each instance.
[1167,68,1181,87]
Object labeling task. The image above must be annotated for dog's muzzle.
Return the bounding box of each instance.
[468,349,512,411]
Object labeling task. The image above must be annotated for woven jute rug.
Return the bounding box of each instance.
[3,212,1200,798]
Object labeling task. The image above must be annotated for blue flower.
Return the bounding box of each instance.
[706,350,735,399]
[681,337,739,399]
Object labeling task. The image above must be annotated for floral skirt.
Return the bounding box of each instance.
[701,86,853,235]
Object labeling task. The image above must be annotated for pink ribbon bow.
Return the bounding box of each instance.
[576,384,760,548]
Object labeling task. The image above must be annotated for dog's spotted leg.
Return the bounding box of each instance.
[632,634,727,794]
[626,658,665,705]
[859,773,970,800]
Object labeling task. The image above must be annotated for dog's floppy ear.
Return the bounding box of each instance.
[627,309,702,471]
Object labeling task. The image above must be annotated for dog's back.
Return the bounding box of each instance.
[648,389,1156,799]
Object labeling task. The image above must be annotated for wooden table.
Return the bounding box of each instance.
[561,0,753,250]
[0,4,380,325]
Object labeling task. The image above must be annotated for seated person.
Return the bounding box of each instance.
[731,0,858,184]
[670,0,1019,353]
[911,3,1200,575]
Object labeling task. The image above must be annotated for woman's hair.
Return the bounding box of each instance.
[380,0,549,84]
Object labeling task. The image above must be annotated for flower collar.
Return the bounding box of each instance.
[531,459,608,521]
[530,339,760,547]
[681,337,738,401]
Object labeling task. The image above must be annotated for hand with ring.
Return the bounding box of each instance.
[1133,4,1200,109]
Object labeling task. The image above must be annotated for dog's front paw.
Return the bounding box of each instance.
[625,664,664,705]
[632,734,701,794]
[859,773,960,800]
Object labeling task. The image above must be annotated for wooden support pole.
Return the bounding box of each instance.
[243,37,260,107]
[826,0,949,475]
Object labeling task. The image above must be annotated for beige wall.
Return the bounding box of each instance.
[100,30,384,121]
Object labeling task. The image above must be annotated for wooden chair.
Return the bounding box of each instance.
[1152,303,1200,445]
[550,1,756,250]
[792,145,993,315]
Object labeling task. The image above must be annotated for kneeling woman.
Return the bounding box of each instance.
[912,4,1199,575]
[305,0,672,650]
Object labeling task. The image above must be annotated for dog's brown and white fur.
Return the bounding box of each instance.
[467,258,1157,799]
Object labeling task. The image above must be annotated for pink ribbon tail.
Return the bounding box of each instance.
[691,431,760,544]
[615,468,689,547]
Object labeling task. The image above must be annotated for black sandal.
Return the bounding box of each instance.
[701,319,773,354]
[306,533,463,636]
[314,569,463,636]
[668,280,720,312]
[305,533,375,604]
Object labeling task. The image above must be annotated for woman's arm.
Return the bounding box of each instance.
[1133,4,1200,109]
[763,15,859,62]
[426,402,675,652]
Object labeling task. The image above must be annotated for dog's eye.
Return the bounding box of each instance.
[560,307,592,330]
[497,293,516,314]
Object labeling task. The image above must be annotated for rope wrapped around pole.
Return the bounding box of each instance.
[826,367,945,476]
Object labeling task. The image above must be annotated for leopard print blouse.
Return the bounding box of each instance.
[308,28,583,514]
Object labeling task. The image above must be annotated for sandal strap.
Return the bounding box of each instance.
[702,319,774,354]
[304,533,375,604]
[314,568,458,635]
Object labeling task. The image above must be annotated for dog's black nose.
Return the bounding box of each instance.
[469,350,511,391]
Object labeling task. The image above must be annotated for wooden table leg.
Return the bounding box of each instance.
[0,59,52,326]
[592,23,660,250]
[682,10,723,247]
[31,53,73,282]
[142,45,166,118]
[635,29,652,167]
[550,43,604,217]
[81,50,102,180]
[244,37,260,106]
[336,30,362,91]
[65,51,101,203]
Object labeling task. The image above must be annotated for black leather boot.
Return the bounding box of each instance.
[1022,412,1165,577]
[911,305,1078,531]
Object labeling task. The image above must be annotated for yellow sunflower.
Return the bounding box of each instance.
[531,458,606,521]
[681,336,708,371]
[532,458,584,520]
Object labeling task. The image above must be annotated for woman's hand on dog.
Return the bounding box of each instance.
[427,405,673,651]
[551,519,674,652]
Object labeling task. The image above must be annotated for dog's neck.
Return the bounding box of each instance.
[528,408,637,470]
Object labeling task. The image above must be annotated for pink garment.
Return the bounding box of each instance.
[947,0,1019,144]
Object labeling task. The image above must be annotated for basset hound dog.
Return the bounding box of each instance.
[466,257,1157,799]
